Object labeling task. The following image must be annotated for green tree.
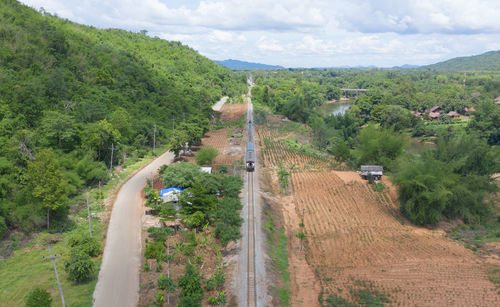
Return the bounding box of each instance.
[25,149,68,229]
[81,119,120,162]
[64,248,95,282]
[355,124,406,170]
[25,287,52,307]
[195,147,218,166]
[178,262,204,307]
[40,111,78,151]
[161,162,203,188]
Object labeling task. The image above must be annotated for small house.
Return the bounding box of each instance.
[446,111,460,118]
[160,187,184,203]
[429,112,440,120]
[360,165,383,180]
[201,167,212,174]
[430,106,441,113]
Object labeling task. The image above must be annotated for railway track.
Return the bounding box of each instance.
[246,88,257,307]
[247,171,257,307]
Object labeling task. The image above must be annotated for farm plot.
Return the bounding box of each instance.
[220,103,247,123]
[290,171,500,306]
[257,126,332,170]
[186,128,244,168]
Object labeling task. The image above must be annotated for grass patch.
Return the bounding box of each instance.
[264,204,290,306]
[0,146,169,307]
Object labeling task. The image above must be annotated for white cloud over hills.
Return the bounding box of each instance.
[20,0,500,67]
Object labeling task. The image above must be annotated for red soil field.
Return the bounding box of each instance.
[288,171,500,306]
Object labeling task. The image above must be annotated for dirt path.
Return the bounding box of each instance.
[93,151,174,307]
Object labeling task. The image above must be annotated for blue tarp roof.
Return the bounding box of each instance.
[160,187,184,197]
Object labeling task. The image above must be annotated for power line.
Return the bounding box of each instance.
[109,143,115,176]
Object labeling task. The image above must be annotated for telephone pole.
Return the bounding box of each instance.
[86,190,92,237]
[43,245,66,307]
[172,117,175,131]
[109,143,114,176]
[153,124,157,156]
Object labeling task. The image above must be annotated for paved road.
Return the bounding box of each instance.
[212,96,228,112]
[93,151,174,307]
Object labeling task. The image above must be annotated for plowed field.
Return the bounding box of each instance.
[257,126,332,170]
[290,171,500,306]
[220,103,247,123]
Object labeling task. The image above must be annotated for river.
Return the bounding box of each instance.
[318,99,352,116]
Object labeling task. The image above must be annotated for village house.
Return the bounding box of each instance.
[430,105,441,113]
[429,111,440,120]
[446,111,460,118]
[360,165,383,180]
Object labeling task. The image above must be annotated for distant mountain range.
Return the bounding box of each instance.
[216,49,500,71]
[424,50,500,71]
[215,59,284,70]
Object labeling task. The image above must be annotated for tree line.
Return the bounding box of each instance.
[0,0,247,237]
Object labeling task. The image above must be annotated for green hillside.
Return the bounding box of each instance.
[425,50,500,71]
[0,0,246,234]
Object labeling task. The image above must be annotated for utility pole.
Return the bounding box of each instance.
[98,180,102,208]
[86,190,92,237]
[109,143,114,176]
[43,245,66,307]
[153,124,157,156]
[172,117,175,131]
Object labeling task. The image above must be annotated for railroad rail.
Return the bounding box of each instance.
[246,89,257,306]
[247,171,257,307]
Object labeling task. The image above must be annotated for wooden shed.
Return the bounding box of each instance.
[360,165,384,180]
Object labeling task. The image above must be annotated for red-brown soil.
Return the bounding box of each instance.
[289,171,500,306]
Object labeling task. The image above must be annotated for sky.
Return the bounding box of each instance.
[19,0,500,68]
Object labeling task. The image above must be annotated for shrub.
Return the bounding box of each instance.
[144,240,165,261]
[64,248,95,282]
[25,287,52,307]
[195,147,218,166]
[68,235,100,257]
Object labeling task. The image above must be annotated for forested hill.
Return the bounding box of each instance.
[425,50,500,71]
[0,0,246,234]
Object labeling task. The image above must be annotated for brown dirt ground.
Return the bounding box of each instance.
[256,122,500,306]
[219,103,247,123]
[288,170,500,306]
[184,127,245,169]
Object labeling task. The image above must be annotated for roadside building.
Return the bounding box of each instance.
[360,165,383,180]
[160,187,184,203]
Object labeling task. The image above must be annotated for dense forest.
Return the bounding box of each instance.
[251,68,500,225]
[0,0,247,237]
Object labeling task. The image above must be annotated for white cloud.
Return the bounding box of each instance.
[18,0,500,67]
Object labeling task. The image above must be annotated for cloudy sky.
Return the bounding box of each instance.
[19,0,500,67]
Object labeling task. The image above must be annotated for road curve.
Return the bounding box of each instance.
[93,151,174,307]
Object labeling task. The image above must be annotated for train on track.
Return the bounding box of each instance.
[246,142,255,172]
[246,120,255,172]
